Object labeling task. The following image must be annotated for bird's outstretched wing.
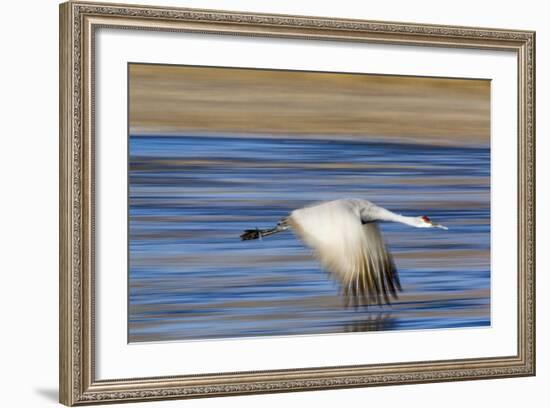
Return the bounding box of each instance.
[289,201,401,306]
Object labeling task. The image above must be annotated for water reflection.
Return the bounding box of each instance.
[344,313,396,333]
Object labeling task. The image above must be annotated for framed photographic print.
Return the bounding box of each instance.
[59,1,536,405]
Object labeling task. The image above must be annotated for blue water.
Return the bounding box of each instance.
[128,134,490,342]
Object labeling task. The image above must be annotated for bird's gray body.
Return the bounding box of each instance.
[287,199,400,306]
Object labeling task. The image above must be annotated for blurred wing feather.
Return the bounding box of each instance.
[289,201,401,306]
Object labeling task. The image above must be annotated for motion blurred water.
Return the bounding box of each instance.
[128,135,490,342]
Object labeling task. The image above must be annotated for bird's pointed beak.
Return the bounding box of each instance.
[432,223,448,230]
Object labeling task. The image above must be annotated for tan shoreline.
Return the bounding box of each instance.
[129,64,490,147]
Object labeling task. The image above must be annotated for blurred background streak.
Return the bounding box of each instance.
[128,63,490,343]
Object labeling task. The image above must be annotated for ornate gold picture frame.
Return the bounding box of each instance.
[59,1,535,405]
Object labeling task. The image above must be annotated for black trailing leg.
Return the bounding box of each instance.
[240,217,289,241]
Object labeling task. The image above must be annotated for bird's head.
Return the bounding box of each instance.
[417,215,448,230]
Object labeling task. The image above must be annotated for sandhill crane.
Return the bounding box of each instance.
[240,198,448,307]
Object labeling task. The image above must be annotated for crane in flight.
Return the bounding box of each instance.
[240,198,448,307]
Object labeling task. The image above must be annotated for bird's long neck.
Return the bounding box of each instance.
[371,207,420,228]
